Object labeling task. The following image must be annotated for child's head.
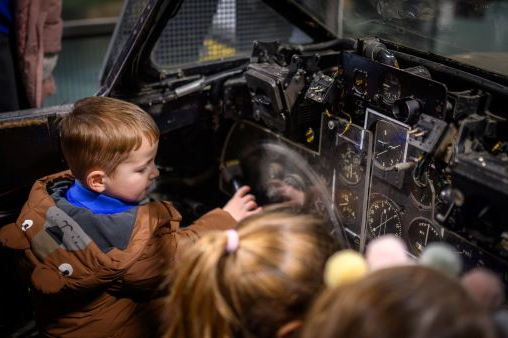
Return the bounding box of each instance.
[301,265,496,338]
[164,209,338,338]
[59,96,160,202]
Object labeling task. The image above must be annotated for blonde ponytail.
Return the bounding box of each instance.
[164,231,240,338]
[164,210,338,338]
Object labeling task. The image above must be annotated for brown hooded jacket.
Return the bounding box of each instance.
[0,171,236,337]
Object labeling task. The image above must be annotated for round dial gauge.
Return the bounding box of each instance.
[374,121,406,169]
[408,217,442,256]
[410,168,443,210]
[367,194,403,238]
[336,188,359,226]
[410,179,433,209]
[380,73,401,105]
[353,69,368,95]
[337,143,364,185]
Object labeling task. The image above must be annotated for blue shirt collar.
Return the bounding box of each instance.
[66,180,137,214]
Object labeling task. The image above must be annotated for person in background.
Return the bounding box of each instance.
[0,96,261,337]
[164,209,338,338]
[301,265,497,338]
[0,0,20,112]
[0,0,62,112]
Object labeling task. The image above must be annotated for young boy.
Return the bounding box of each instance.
[0,96,260,337]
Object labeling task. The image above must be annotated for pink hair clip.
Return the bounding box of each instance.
[225,229,239,253]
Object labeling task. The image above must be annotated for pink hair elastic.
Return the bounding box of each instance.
[225,229,239,253]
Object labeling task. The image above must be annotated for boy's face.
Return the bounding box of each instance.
[103,136,160,203]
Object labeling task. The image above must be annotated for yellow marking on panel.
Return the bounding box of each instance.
[201,39,237,61]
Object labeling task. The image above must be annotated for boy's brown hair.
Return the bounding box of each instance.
[59,96,159,182]
[164,209,338,338]
[301,265,496,338]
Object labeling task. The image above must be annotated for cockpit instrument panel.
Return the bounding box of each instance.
[234,38,508,287]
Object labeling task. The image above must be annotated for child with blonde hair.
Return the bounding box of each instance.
[164,209,338,338]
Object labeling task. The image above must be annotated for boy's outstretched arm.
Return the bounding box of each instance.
[223,185,262,222]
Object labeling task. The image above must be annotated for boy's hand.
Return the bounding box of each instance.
[223,186,262,222]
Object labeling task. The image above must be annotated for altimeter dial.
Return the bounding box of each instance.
[367,194,403,238]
